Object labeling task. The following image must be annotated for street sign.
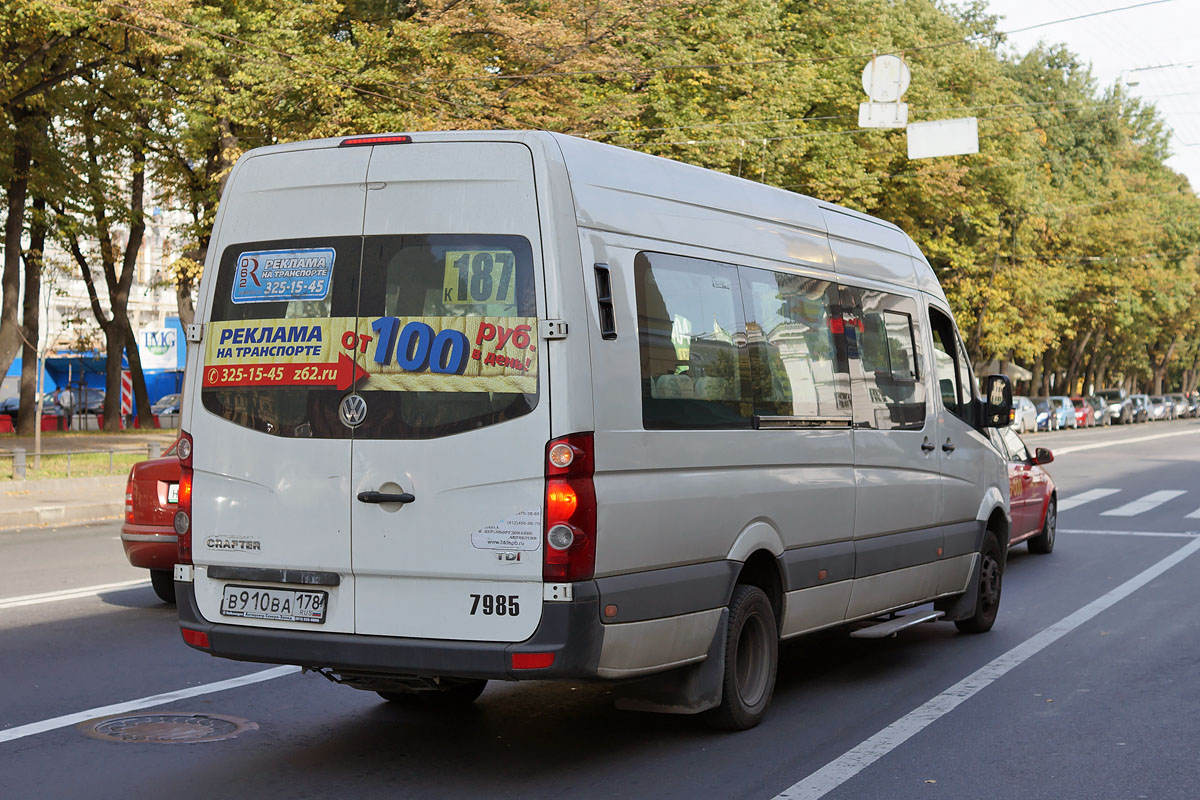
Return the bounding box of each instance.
[861,55,911,103]
[906,117,979,159]
[859,102,909,129]
[860,55,911,129]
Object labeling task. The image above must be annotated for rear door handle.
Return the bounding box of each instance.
[357,491,415,504]
[942,439,956,453]
[921,438,936,453]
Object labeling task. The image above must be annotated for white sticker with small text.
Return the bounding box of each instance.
[470,509,542,552]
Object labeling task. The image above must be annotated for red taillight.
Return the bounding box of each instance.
[124,471,135,524]
[511,652,555,670]
[339,134,412,147]
[543,433,596,582]
[176,430,194,565]
[181,628,210,649]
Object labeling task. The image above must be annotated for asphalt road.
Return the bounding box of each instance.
[3,418,1200,799]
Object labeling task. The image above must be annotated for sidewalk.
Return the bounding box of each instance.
[0,431,177,531]
[0,474,127,530]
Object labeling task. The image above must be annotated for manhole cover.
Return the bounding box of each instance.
[80,713,257,744]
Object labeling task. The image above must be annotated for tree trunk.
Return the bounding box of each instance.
[16,197,47,436]
[1029,356,1043,398]
[101,323,125,430]
[0,107,35,381]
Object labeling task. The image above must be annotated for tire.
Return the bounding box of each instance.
[1028,496,1056,554]
[955,532,1003,634]
[150,569,176,604]
[378,679,488,706]
[706,585,778,731]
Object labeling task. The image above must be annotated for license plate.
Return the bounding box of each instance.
[220,584,327,624]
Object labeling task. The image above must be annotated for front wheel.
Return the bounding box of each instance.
[706,585,778,731]
[955,532,1003,634]
[150,569,175,604]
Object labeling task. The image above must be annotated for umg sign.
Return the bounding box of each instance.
[140,328,180,369]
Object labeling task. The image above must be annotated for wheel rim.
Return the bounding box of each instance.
[978,552,1002,615]
[1044,500,1057,547]
[734,612,771,708]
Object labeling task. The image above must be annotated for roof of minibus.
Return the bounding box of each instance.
[238,131,943,298]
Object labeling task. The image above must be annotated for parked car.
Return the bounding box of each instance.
[1051,395,1077,428]
[1070,396,1096,428]
[1130,394,1152,423]
[54,386,105,414]
[1085,395,1112,427]
[1096,388,1134,424]
[1169,393,1190,419]
[1149,395,1173,421]
[1010,395,1037,433]
[0,392,69,422]
[121,439,181,603]
[1033,397,1058,431]
[152,393,182,414]
[1189,393,1200,418]
[997,428,1056,553]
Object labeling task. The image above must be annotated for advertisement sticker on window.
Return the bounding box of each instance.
[202,315,538,394]
[232,247,335,304]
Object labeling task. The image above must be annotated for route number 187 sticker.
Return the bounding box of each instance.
[233,247,335,304]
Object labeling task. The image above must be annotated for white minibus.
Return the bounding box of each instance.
[175,131,1014,730]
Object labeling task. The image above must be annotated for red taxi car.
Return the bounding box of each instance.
[1070,396,1095,428]
[998,427,1057,553]
[121,439,181,603]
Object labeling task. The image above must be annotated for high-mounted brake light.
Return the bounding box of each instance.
[176,430,194,565]
[339,134,413,147]
[543,433,596,582]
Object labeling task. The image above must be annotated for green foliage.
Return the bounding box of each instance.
[2,0,1199,394]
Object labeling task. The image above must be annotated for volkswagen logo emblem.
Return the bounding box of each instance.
[338,393,368,428]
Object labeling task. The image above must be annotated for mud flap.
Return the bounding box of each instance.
[612,608,728,715]
[935,553,980,622]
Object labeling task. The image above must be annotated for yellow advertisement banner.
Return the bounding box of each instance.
[203,315,538,394]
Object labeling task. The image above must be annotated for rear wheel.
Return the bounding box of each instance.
[706,585,778,731]
[955,532,1003,634]
[150,569,175,604]
[1028,497,1057,554]
[378,679,488,706]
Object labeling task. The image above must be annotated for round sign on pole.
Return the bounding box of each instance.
[861,55,911,103]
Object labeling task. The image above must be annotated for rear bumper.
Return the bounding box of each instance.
[177,580,605,681]
[121,526,177,569]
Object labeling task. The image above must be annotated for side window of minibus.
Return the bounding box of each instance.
[928,306,965,422]
[634,252,752,429]
[738,267,850,419]
[842,286,926,430]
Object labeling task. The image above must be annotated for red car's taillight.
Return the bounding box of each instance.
[543,433,596,582]
[175,430,194,565]
[124,470,135,524]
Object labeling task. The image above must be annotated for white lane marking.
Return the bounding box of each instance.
[1052,427,1200,455]
[1057,488,1120,511]
[0,665,301,744]
[1187,507,1200,520]
[0,579,150,610]
[1101,490,1187,517]
[1060,529,1199,538]
[772,535,1200,800]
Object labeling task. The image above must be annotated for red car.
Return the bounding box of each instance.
[121,439,181,603]
[998,428,1057,553]
[1070,396,1095,428]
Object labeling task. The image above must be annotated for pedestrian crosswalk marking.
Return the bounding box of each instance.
[1186,508,1200,520]
[1058,488,1120,512]
[1101,490,1187,517]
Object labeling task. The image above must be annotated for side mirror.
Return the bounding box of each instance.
[1034,447,1054,465]
[982,374,1013,428]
